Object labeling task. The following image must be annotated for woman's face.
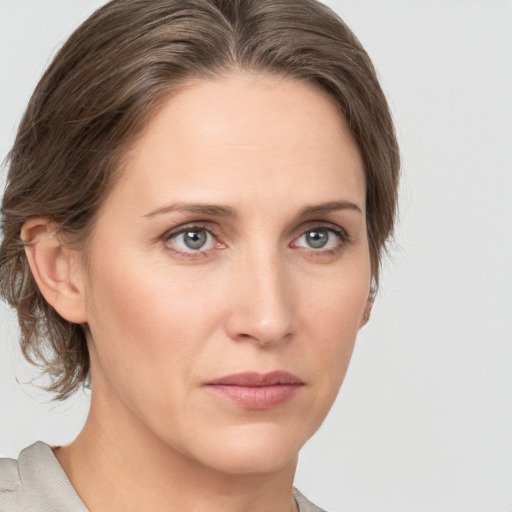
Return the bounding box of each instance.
[82,73,371,474]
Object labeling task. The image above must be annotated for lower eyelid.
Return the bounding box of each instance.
[165,245,210,260]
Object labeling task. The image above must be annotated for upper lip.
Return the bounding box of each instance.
[205,371,304,387]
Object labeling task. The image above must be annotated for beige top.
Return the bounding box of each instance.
[0,442,326,512]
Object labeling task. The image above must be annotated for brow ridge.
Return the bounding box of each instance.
[144,202,236,218]
[298,200,363,216]
[144,199,362,219]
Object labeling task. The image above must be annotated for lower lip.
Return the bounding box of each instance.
[205,384,302,409]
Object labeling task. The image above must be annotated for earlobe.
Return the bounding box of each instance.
[359,294,374,328]
[21,218,87,324]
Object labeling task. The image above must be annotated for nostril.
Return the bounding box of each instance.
[231,329,293,347]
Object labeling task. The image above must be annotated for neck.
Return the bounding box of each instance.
[53,374,298,512]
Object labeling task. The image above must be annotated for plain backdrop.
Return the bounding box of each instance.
[1,1,511,511]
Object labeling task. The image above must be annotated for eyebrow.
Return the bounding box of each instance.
[298,200,363,216]
[143,200,362,219]
[144,202,237,218]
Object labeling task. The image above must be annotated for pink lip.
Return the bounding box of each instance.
[204,371,304,410]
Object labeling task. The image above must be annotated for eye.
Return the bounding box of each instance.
[165,227,216,253]
[293,226,346,251]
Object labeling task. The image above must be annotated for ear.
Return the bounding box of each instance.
[21,218,88,324]
[359,293,374,328]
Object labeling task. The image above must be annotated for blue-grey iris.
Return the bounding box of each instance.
[306,229,328,248]
[184,229,207,249]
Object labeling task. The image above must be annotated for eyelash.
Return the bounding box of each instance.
[161,222,350,260]
[291,224,350,257]
[162,223,219,260]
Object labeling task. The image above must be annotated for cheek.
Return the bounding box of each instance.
[304,259,370,328]
[84,250,213,389]
[298,261,370,375]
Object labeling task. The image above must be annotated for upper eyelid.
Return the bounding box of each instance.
[292,221,350,239]
[163,222,218,238]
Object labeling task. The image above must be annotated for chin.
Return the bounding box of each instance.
[181,421,308,475]
[204,444,299,476]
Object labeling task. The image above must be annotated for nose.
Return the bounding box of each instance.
[225,248,294,347]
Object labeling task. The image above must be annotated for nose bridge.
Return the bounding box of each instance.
[227,238,293,345]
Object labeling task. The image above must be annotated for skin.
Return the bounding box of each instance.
[24,72,371,512]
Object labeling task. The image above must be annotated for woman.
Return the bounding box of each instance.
[0,0,399,510]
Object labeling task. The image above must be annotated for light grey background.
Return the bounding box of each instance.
[1,1,511,511]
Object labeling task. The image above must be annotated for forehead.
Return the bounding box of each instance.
[110,72,365,214]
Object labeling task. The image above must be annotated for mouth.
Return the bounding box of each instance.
[203,371,304,410]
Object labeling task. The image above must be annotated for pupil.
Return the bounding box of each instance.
[306,229,328,248]
[184,229,206,249]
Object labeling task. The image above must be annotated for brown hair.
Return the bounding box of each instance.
[0,0,399,399]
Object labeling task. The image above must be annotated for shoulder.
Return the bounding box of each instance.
[0,455,20,490]
[293,487,328,512]
[0,442,87,512]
